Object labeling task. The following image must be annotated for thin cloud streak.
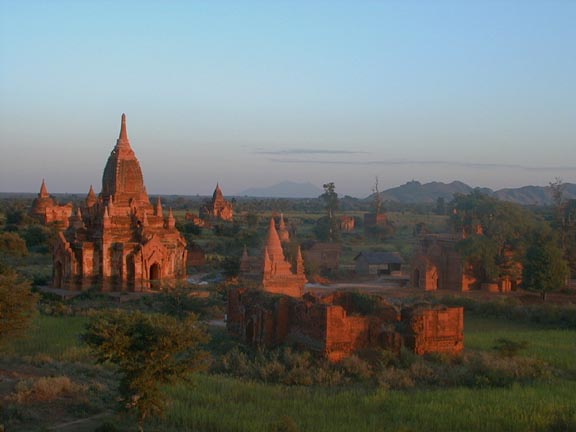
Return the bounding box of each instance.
[254,148,369,155]
[266,158,575,172]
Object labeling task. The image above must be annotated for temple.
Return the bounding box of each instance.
[52,114,187,291]
[239,218,307,297]
[200,183,234,221]
[230,219,464,361]
[29,179,73,228]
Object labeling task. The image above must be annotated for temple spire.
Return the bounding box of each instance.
[295,246,305,276]
[115,113,131,149]
[278,213,290,242]
[39,179,49,198]
[155,197,163,216]
[213,182,223,200]
[86,185,97,207]
[265,218,284,260]
[119,113,128,140]
[167,208,176,229]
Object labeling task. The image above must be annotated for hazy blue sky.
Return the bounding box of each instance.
[1,1,574,197]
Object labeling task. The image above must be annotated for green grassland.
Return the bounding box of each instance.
[159,375,575,432]
[2,312,575,431]
[465,314,576,371]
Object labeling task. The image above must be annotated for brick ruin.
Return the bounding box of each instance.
[200,183,234,222]
[364,212,388,228]
[411,233,520,292]
[52,114,187,291]
[29,179,73,228]
[227,289,464,362]
[230,219,464,361]
[301,241,342,274]
[411,234,474,291]
[339,215,355,232]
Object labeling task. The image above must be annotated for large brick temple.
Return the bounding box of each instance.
[52,114,187,291]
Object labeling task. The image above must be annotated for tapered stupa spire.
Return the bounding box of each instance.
[278,213,290,242]
[86,185,97,207]
[39,179,49,198]
[117,113,129,144]
[212,183,223,200]
[166,208,176,229]
[265,218,284,261]
[155,197,163,216]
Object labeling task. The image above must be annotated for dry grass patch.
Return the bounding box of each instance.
[8,375,86,403]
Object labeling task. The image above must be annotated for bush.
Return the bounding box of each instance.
[339,355,372,380]
[493,338,528,358]
[377,367,415,390]
[9,376,85,403]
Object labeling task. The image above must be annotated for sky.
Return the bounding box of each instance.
[0,1,574,198]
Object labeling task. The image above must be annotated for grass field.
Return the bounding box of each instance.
[157,374,576,432]
[2,311,575,431]
[465,313,576,371]
[154,313,576,432]
[2,314,91,362]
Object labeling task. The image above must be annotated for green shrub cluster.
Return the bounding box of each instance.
[435,295,576,328]
[213,345,554,390]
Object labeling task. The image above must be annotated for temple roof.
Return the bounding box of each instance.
[353,251,404,265]
[101,114,150,207]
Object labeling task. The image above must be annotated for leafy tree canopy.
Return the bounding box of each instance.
[0,270,38,345]
[0,232,29,258]
[450,191,546,283]
[523,230,569,298]
[83,310,210,430]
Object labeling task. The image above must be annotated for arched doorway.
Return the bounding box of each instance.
[149,263,161,290]
[53,261,63,288]
[245,318,255,344]
[126,255,135,291]
[413,269,420,288]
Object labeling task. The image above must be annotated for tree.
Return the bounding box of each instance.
[319,182,340,242]
[435,197,446,215]
[83,310,210,431]
[549,178,576,277]
[372,176,382,215]
[450,191,540,284]
[523,232,569,301]
[0,232,29,258]
[0,270,38,345]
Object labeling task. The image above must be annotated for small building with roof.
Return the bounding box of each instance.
[354,251,404,276]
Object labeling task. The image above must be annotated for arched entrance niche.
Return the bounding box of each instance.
[149,262,161,290]
[53,261,63,288]
[413,269,420,288]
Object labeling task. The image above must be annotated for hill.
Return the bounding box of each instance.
[367,181,576,205]
[371,180,490,204]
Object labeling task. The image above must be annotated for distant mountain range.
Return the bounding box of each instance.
[368,180,576,205]
[5,180,574,205]
[238,181,323,198]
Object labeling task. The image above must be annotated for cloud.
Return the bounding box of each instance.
[254,148,369,155]
[265,158,575,172]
